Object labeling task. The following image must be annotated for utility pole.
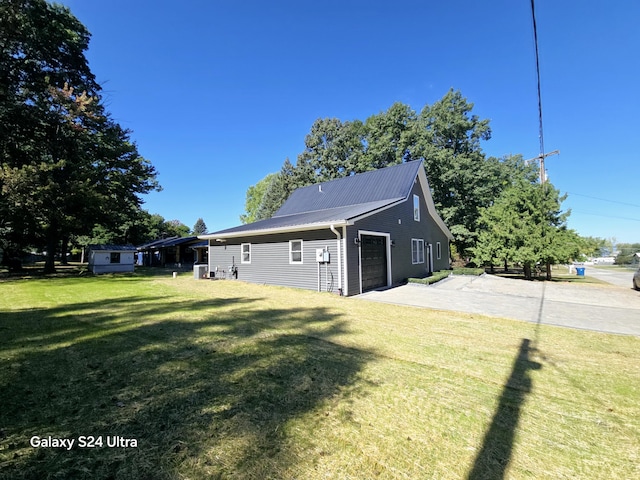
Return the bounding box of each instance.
[524,149,559,183]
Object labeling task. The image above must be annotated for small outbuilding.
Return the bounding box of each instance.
[88,245,137,274]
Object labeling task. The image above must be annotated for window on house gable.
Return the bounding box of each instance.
[241,243,251,264]
[413,194,420,221]
[412,238,425,264]
[436,242,442,260]
[290,240,303,264]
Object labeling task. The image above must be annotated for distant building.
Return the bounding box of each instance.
[136,236,207,268]
[88,245,137,274]
[592,256,616,265]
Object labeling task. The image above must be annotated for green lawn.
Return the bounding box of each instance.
[1,272,638,479]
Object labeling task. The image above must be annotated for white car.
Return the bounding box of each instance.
[634,267,640,290]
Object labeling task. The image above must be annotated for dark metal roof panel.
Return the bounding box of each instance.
[160,236,198,247]
[136,237,179,250]
[89,244,137,251]
[137,236,199,250]
[274,160,421,217]
[210,198,401,237]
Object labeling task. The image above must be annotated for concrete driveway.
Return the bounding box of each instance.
[357,274,640,336]
[583,265,637,289]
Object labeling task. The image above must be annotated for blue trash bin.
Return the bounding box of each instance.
[576,267,585,276]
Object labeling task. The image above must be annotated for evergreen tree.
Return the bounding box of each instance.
[192,218,208,235]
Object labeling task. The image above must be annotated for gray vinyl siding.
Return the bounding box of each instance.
[344,182,450,296]
[208,229,343,293]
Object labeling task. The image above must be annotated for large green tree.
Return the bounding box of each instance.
[296,118,366,181]
[0,0,159,272]
[242,90,526,259]
[256,158,311,220]
[363,102,417,169]
[411,89,501,255]
[473,179,580,280]
[240,173,277,224]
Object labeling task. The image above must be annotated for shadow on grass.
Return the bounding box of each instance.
[467,338,542,480]
[0,288,371,479]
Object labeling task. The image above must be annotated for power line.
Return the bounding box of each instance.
[530,0,546,175]
[572,211,640,223]
[567,192,640,209]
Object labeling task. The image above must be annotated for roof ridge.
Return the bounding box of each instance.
[272,197,403,219]
[300,159,422,189]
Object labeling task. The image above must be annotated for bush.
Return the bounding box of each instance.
[408,268,484,286]
[408,270,452,285]
[451,267,484,276]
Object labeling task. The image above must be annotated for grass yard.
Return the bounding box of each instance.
[1,272,638,479]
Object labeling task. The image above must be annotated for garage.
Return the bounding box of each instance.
[360,235,388,292]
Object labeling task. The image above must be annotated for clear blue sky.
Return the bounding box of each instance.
[59,0,640,244]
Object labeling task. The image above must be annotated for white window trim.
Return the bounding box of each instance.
[413,194,420,221]
[241,243,251,264]
[436,242,442,260]
[289,239,303,264]
[412,238,425,264]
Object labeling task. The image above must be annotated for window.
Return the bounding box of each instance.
[413,194,420,221]
[436,242,442,260]
[412,239,424,264]
[290,240,303,264]
[110,252,121,264]
[241,243,251,264]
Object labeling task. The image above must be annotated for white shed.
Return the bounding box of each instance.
[88,245,137,274]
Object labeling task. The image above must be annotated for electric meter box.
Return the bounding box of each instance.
[316,248,330,263]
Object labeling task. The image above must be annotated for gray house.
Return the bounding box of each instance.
[199,160,453,296]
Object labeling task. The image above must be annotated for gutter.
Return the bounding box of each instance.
[198,220,350,241]
[330,224,343,295]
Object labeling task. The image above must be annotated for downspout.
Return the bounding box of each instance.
[330,224,343,295]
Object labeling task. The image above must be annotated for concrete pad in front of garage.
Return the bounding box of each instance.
[357,274,640,336]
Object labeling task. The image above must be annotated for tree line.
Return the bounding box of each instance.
[0,1,600,278]
[241,92,596,279]
[0,0,206,272]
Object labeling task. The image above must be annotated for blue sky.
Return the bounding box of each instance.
[59,0,640,244]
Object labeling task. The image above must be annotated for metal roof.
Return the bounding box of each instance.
[211,199,401,237]
[201,160,442,240]
[89,244,137,251]
[275,160,422,216]
[136,236,200,250]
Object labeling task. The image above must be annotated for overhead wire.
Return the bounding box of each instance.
[566,192,640,209]
[530,0,545,163]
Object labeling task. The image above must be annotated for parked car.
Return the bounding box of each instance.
[634,267,640,290]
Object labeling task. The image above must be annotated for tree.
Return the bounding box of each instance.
[296,118,366,181]
[577,236,607,258]
[615,243,640,265]
[411,89,501,256]
[473,179,579,280]
[192,218,208,235]
[163,220,190,238]
[241,89,532,259]
[363,102,417,169]
[256,158,309,220]
[0,0,159,272]
[240,173,277,224]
